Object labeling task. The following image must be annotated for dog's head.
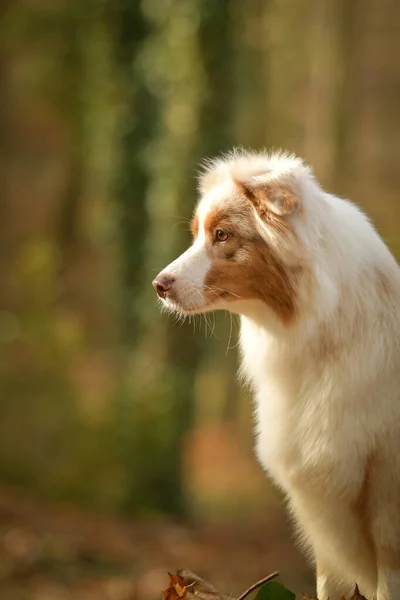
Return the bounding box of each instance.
[153,151,312,325]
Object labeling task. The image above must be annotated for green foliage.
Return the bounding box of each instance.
[254,581,296,600]
[0,0,399,519]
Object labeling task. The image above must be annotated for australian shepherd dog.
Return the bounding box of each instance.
[153,150,400,600]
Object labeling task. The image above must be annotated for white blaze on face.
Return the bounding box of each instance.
[157,181,234,313]
[159,197,210,312]
[161,243,210,312]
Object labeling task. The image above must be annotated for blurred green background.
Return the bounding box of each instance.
[0,0,399,598]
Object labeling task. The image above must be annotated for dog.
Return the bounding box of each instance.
[152,150,400,600]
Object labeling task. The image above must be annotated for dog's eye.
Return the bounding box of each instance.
[216,230,229,242]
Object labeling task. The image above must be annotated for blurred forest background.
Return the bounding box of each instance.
[1,0,400,598]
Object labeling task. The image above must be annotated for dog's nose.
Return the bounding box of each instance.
[152,274,175,299]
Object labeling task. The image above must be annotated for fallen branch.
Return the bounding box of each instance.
[236,572,280,600]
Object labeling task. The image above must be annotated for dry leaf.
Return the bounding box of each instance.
[163,572,194,600]
[164,570,233,600]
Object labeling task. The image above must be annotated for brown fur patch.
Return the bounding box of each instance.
[203,205,226,234]
[191,215,198,239]
[201,203,297,323]
[204,243,296,324]
[203,200,254,235]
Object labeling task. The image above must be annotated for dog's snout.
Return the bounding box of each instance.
[152,273,175,298]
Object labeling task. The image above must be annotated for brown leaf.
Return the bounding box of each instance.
[163,572,194,600]
[351,584,368,600]
[302,594,319,600]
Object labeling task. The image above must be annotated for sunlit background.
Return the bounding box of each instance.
[1,0,399,598]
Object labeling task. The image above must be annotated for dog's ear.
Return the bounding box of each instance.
[235,179,298,217]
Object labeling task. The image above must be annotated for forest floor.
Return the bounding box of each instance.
[0,486,314,600]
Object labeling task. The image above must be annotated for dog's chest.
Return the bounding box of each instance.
[251,374,369,498]
[239,320,372,495]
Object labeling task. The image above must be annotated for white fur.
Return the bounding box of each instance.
[156,150,400,599]
[160,241,211,313]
